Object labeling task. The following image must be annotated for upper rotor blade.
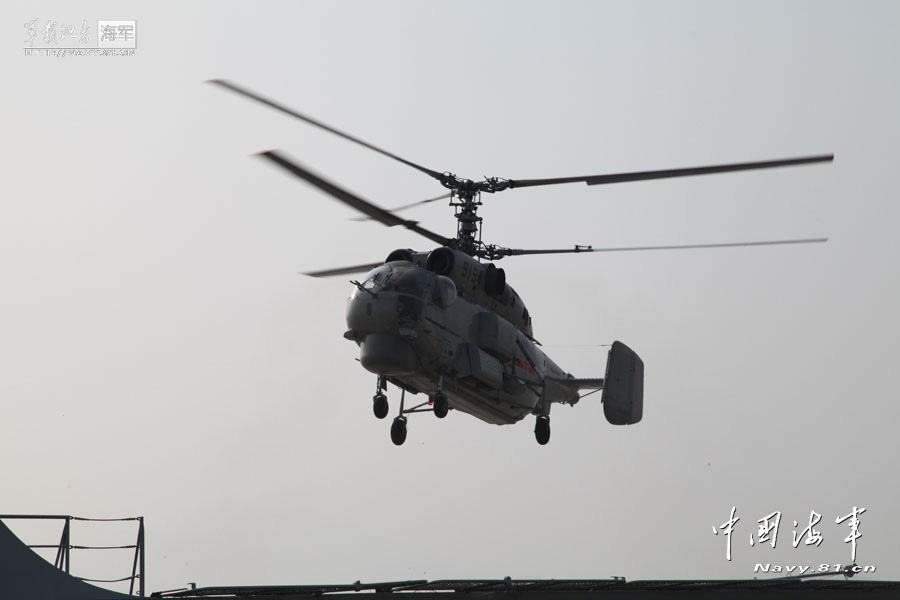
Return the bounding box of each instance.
[350,192,452,221]
[210,79,444,180]
[258,150,453,246]
[498,237,828,257]
[302,262,385,278]
[507,155,834,189]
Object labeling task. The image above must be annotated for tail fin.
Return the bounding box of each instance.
[601,341,644,425]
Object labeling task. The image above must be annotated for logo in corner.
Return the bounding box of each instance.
[97,21,136,49]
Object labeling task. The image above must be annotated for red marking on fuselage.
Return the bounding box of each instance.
[514,356,536,377]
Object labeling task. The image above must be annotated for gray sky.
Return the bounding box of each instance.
[4,0,899,593]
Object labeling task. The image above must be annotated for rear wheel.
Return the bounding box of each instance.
[534,415,550,445]
[433,393,449,419]
[390,417,408,446]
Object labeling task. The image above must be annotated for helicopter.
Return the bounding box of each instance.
[211,79,832,446]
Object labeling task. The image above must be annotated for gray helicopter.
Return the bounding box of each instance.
[212,80,831,446]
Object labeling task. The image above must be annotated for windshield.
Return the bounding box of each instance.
[358,264,392,293]
[353,263,434,299]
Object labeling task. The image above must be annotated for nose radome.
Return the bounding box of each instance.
[346,294,397,337]
[359,333,417,375]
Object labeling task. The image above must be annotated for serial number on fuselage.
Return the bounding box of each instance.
[459,260,483,289]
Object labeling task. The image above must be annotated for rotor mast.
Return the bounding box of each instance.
[449,190,482,257]
[438,174,512,258]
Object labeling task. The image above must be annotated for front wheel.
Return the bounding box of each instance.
[373,393,389,419]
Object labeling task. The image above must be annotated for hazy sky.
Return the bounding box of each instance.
[4,0,899,594]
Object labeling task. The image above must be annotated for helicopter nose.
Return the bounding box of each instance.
[346,293,397,337]
[345,294,417,375]
[359,333,416,375]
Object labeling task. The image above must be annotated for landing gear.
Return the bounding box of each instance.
[372,376,389,419]
[433,393,448,419]
[373,393,388,419]
[534,415,550,445]
[379,376,451,445]
[432,375,448,419]
[391,417,408,446]
[390,388,409,446]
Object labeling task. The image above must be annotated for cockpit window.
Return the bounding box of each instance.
[359,265,392,293]
[354,264,433,300]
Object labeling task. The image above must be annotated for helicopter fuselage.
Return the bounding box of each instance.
[344,252,582,425]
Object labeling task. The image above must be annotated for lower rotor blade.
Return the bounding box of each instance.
[499,238,828,257]
[258,150,452,247]
[303,262,385,278]
[508,155,834,189]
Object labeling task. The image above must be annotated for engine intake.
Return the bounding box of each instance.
[425,247,456,275]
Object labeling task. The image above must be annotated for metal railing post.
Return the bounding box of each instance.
[130,517,145,596]
[139,517,145,597]
[63,516,70,574]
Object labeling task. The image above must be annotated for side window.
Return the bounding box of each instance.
[432,276,457,308]
[392,267,433,299]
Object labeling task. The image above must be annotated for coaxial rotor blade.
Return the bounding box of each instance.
[491,237,828,259]
[258,150,453,246]
[210,79,445,181]
[302,262,385,278]
[350,192,453,221]
[507,155,834,189]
